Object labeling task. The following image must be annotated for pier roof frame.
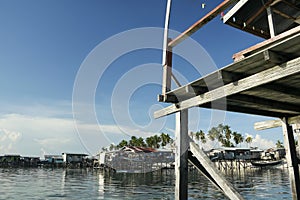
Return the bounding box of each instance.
[223,0,300,38]
[158,1,300,199]
[155,25,300,119]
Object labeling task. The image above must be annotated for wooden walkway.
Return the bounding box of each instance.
[156,0,300,199]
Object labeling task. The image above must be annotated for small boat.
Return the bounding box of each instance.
[251,159,282,167]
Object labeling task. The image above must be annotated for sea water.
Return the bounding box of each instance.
[0,167,292,199]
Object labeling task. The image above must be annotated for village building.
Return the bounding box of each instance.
[99,146,174,173]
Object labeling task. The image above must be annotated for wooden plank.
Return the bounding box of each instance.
[267,7,276,37]
[154,56,300,119]
[233,25,300,61]
[244,0,274,25]
[222,0,248,23]
[162,0,172,66]
[161,0,172,98]
[254,119,282,130]
[272,8,297,21]
[175,110,189,200]
[162,48,172,97]
[168,0,238,48]
[230,94,300,113]
[254,115,300,130]
[281,117,300,200]
[189,142,244,200]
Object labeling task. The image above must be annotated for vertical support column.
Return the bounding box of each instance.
[281,117,300,200]
[161,0,172,101]
[266,7,276,37]
[175,109,189,200]
[293,124,300,158]
[162,42,173,97]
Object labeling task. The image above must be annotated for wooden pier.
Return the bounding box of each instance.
[156,0,300,199]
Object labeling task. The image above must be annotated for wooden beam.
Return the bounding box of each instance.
[162,43,172,98]
[222,0,249,23]
[201,100,295,118]
[263,50,288,64]
[168,0,238,48]
[232,25,300,61]
[161,0,172,99]
[260,83,300,99]
[267,7,276,37]
[281,0,300,12]
[272,8,296,21]
[229,94,300,113]
[189,142,244,200]
[154,56,300,119]
[245,0,274,25]
[281,117,300,200]
[175,110,189,200]
[254,119,282,130]
[254,115,300,130]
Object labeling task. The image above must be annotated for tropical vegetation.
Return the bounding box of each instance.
[102,133,173,152]
[191,124,244,147]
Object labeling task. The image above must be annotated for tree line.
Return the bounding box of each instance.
[190,124,253,148]
[102,124,289,151]
[102,133,173,152]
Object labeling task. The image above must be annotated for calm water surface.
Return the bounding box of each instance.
[0,167,292,199]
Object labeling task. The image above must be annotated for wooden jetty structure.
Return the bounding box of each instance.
[155,0,300,199]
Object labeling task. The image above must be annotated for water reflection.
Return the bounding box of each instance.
[0,167,292,199]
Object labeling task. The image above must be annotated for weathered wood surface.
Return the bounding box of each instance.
[154,56,300,119]
[161,31,300,105]
[233,25,300,61]
[175,110,189,200]
[254,115,300,130]
[161,0,172,97]
[168,0,238,48]
[189,142,244,200]
[281,117,300,200]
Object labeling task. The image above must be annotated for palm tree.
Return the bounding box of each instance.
[233,132,244,147]
[146,136,154,148]
[160,133,171,148]
[152,135,161,149]
[223,125,232,141]
[276,140,284,148]
[208,127,219,141]
[195,130,206,145]
[117,139,128,149]
[195,131,200,144]
[136,137,146,147]
[109,144,115,151]
[129,136,138,146]
[199,130,206,144]
[245,136,253,147]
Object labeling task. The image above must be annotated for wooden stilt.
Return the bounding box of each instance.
[175,110,189,200]
[281,117,300,200]
[267,7,276,37]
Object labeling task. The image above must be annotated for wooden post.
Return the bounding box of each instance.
[281,117,300,200]
[161,0,172,101]
[175,109,189,200]
[162,43,172,97]
[267,7,276,37]
[292,124,300,157]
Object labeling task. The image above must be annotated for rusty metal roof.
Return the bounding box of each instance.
[223,0,300,38]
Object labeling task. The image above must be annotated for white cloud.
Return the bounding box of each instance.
[0,113,165,156]
[0,128,22,154]
[245,133,275,149]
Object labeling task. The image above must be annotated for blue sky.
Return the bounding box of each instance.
[0,0,283,156]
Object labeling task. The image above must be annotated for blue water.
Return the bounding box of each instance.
[0,167,292,199]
